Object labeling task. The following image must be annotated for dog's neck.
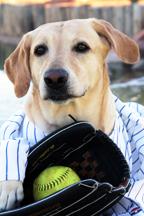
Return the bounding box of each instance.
[25,83,116,135]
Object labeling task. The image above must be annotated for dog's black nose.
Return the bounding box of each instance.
[44,68,68,89]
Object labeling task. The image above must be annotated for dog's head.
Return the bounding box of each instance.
[4,18,140,103]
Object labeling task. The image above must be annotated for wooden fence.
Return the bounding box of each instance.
[0,3,144,42]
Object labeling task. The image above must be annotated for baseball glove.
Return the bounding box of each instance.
[0,121,130,216]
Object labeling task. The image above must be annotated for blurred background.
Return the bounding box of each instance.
[0,0,144,124]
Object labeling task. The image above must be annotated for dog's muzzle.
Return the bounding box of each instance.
[44,68,70,102]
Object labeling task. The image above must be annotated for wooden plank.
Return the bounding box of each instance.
[107,7,115,27]
[65,5,90,19]
[58,7,73,20]
[45,6,64,22]
[123,5,133,36]
[132,3,142,35]
[101,7,113,23]
[78,5,90,19]
[0,4,4,34]
[140,6,144,29]
[88,7,103,19]
[2,4,33,36]
[32,5,45,28]
[112,6,124,32]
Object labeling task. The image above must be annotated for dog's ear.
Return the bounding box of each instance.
[4,33,31,97]
[91,19,140,64]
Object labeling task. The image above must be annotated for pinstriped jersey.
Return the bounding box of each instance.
[0,95,144,215]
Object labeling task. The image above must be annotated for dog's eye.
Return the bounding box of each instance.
[34,44,48,56]
[73,42,90,53]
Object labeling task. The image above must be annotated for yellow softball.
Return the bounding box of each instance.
[33,166,80,201]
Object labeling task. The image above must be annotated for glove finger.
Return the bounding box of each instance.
[98,183,112,193]
[50,184,112,216]
[6,191,16,210]
[16,185,24,202]
[0,191,8,211]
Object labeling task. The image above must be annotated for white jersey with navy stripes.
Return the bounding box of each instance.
[0,95,144,216]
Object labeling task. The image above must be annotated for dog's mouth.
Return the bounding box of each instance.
[48,94,75,103]
[44,89,87,103]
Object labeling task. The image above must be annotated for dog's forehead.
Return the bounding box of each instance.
[38,19,92,31]
[31,19,98,40]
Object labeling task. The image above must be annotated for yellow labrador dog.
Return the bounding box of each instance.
[0,18,141,212]
[5,18,139,133]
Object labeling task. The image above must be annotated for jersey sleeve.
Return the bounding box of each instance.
[0,111,30,182]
